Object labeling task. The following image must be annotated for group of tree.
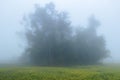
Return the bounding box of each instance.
[21,3,109,66]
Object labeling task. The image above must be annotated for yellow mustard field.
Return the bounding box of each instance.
[0,65,120,80]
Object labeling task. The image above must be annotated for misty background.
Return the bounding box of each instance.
[0,0,120,63]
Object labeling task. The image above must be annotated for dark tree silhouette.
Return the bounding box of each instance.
[22,2,109,66]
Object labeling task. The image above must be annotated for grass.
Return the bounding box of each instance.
[0,65,120,80]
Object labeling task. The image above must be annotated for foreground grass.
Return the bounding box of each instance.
[0,65,120,80]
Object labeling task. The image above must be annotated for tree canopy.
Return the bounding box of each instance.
[22,3,109,66]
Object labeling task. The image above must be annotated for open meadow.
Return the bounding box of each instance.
[0,65,120,80]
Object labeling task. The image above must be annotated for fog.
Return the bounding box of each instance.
[0,0,120,64]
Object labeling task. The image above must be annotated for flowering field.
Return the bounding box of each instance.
[0,65,120,80]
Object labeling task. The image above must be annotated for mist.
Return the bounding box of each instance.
[0,0,120,65]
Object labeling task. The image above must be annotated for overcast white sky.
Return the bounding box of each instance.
[0,0,120,63]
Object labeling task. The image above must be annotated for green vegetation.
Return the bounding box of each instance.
[22,3,109,66]
[0,65,120,80]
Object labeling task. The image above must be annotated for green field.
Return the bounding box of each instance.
[0,65,120,80]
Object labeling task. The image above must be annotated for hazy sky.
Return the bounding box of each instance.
[0,0,120,62]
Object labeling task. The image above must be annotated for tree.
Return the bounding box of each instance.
[74,15,109,65]
[22,2,109,66]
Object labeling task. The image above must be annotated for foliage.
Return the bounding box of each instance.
[22,2,109,66]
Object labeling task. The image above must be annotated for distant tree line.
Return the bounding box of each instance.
[21,3,109,66]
